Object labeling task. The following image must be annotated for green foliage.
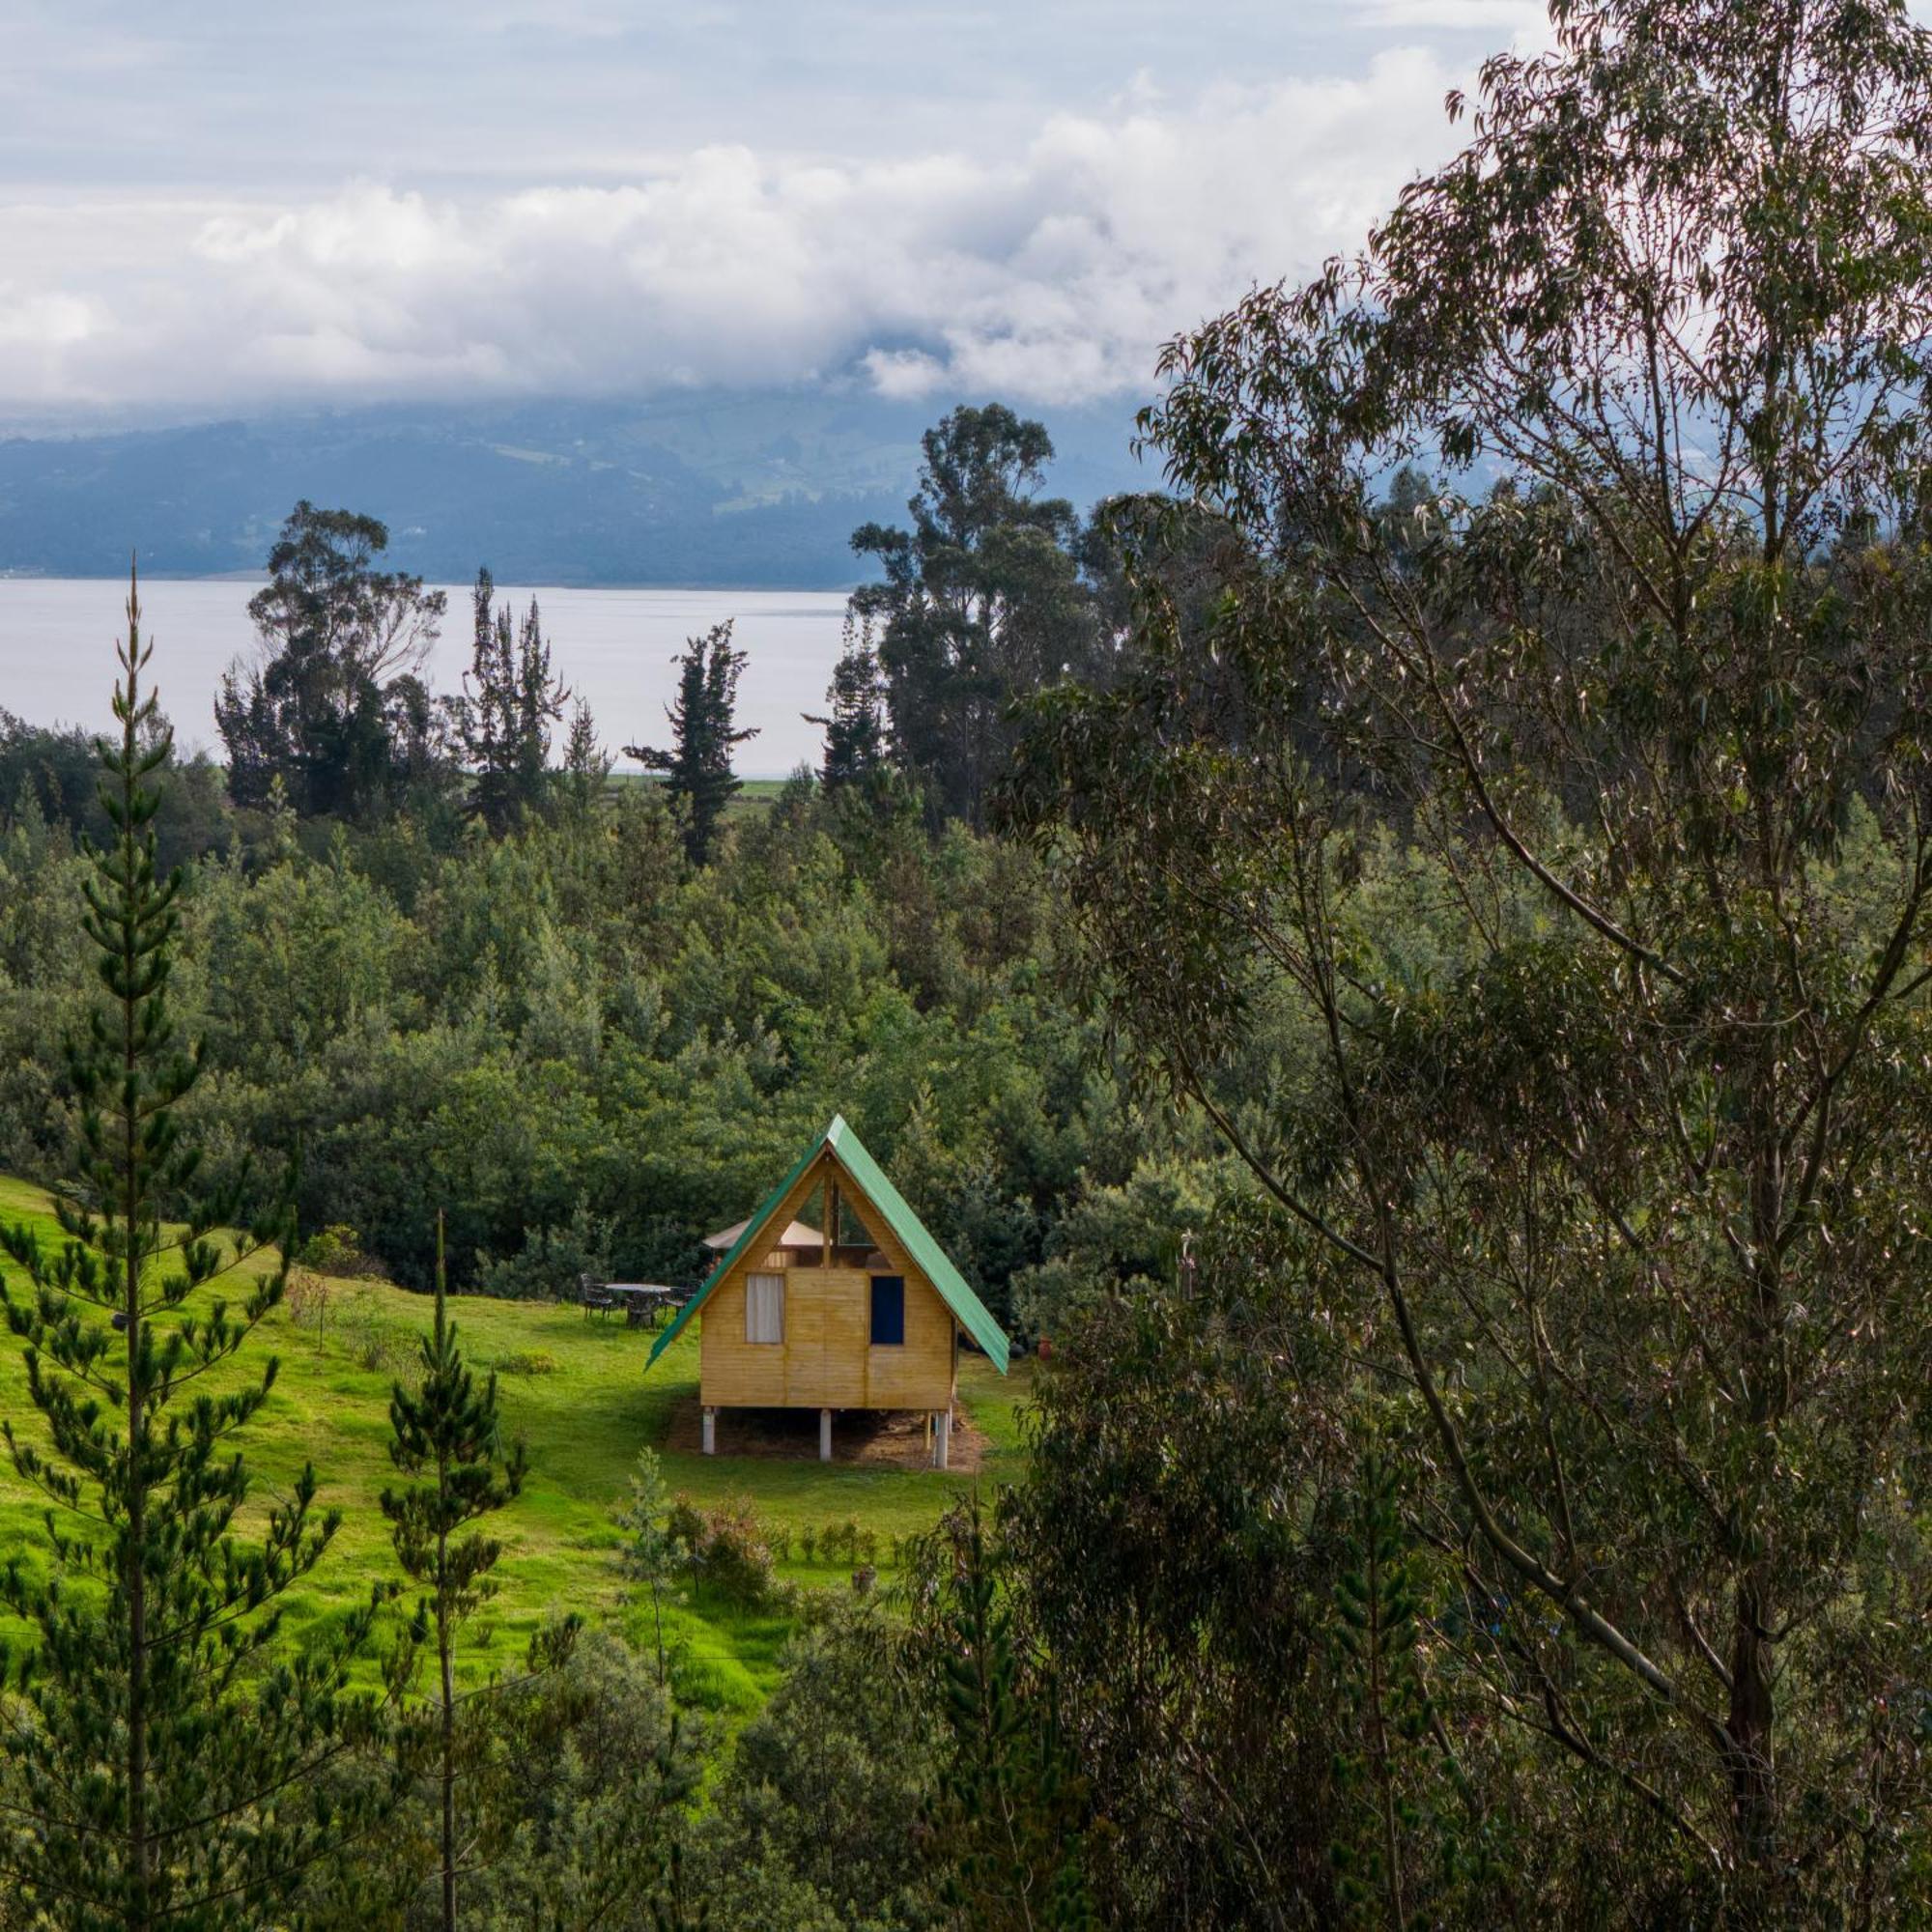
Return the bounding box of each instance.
[299,1623,702,1932]
[666,1492,781,1610]
[997,1239,1354,1925]
[1327,1450,1445,1931]
[0,588,380,1929]
[474,1199,616,1300]
[626,621,759,867]
[493,1348,558,1376]
[618,1447,681,1686]
[809,616,892,792]
[696,1596,943,1932]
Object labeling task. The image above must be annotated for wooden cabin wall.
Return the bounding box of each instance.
[698,1150,959,1411]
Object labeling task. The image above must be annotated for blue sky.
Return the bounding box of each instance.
[1,0,1548,425]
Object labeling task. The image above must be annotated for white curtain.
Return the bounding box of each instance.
[746,1272,785,1345]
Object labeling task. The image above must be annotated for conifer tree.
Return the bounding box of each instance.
[559,696,612,822]
[383,1210,527,1932]
[460,569,571,835]
[625,621,758,867]
[807,617,890,790]
[1329,1451,1435,1930]
[923,1502,1097,1930]
[616,1446,678,1687]
[0,569,380,1930]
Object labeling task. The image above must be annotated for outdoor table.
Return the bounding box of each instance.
[602,1284,680,1328]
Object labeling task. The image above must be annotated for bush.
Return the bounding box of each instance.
[695,1597,942,1931]
[494,1349,559,1376]
[668,1494,781,1608]
[474,1200,616,1301]
[299,1223,381,1276]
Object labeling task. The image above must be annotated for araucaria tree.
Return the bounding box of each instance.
[384,1210,527,1932]
[809,616,891,792]
[459,568,571,835]
[1008,0,1932,1917]
[625,620,758,867]
[0,576,378,1930]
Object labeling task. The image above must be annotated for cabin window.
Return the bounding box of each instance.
[869,1274,905,1347]
[746,1272,785,1345]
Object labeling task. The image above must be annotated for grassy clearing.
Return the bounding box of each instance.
[0,1175,1029,1715]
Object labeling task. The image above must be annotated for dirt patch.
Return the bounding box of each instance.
[664,1397,989,1473]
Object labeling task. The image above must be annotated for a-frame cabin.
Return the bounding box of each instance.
[647,1116,1009,1467]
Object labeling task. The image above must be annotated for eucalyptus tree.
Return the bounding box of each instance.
[0,576,381,1930]
[217,501,448,818]
[851,404,1100,828]
[1006,0,1932,1916]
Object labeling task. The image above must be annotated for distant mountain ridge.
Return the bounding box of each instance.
[0,390,1149,587]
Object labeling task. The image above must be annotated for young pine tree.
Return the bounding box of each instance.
[616,1446,679,1688]
[1328,1449,1483,1931]
[923,1501,1098,1931]
[0,572,380,1930]
[559,696,612,822]
[625,620,758,867]
[383,1210,528,1932]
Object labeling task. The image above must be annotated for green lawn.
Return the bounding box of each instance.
[0,1175,1030,1714]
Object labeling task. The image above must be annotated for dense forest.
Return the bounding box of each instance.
[3,0,1932,1926]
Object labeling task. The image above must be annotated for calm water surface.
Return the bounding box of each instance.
[0,579,851,778]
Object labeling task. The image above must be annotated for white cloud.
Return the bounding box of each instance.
[0,52,1467,423]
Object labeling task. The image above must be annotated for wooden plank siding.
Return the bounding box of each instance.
[698,1149,960,1411]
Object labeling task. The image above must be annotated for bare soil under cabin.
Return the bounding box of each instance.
[665,1397,991,1472]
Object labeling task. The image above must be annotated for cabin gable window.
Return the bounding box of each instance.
[746,1272,785,1345]
[869,1274,905,1347]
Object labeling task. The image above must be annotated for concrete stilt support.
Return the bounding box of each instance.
[934,1407,952,1471]
[819,1407,833,1463]
[701,1407,716,1456]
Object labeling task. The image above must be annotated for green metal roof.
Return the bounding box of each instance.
[646,1115,1010,1375]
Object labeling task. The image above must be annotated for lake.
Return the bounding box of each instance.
[0,579,853,779]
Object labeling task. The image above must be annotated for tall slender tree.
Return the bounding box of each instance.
[383,1209,527,1932]
[806,616,891,791]
[0,569,380,1930]
[625,621,758,867]
[460,569,571,835]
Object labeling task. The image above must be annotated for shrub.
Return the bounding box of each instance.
[474,1201,615,1301]
[494,1349,559,1377]
[300,1223,379,1276]
[668,1493,780,1608]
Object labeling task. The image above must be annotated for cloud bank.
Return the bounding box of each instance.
[0,52,1468,424]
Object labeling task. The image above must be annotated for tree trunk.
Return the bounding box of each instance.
[1726,1571,1776,1903]
[122,772,152,1932]
[440,1521,456,1932]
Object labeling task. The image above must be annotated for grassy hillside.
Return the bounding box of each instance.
[0,1176,1029,1715]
